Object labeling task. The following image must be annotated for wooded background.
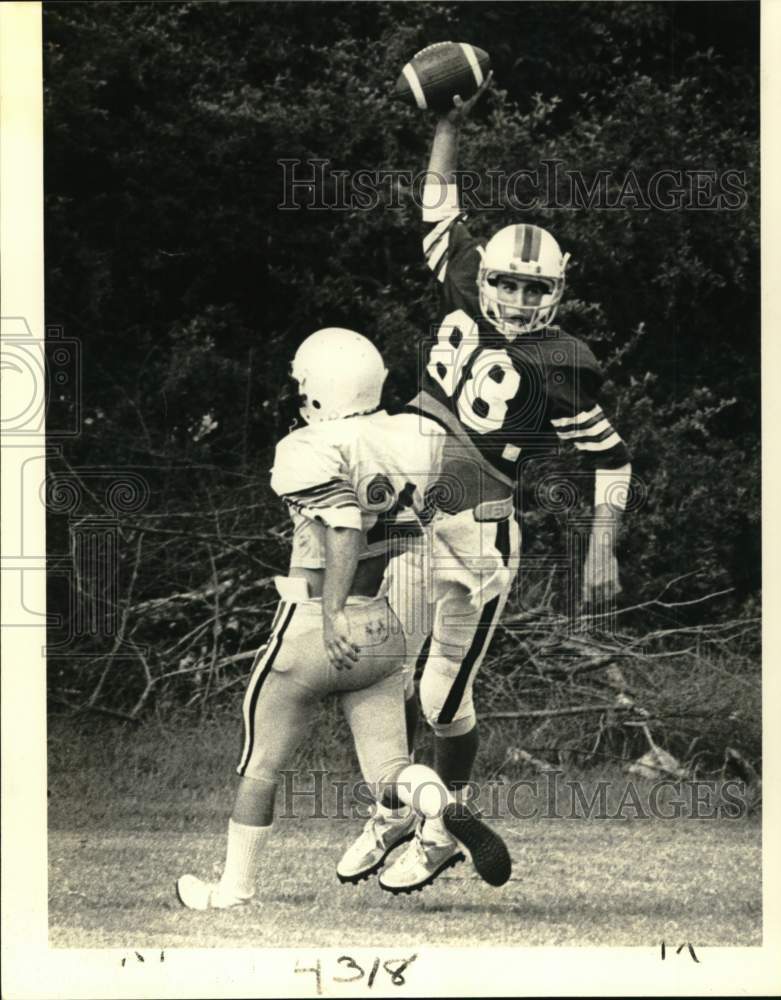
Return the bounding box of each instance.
[43,2,761,776]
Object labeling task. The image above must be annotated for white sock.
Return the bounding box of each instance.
[394,763,454,827]
[218,819,271,898]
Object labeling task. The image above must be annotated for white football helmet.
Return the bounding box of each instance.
[290,328,387,425]
[478,224,570,339]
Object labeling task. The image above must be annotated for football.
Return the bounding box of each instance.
[393,41,491,113]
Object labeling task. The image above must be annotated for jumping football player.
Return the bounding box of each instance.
[337,79,632,892]
[176,328,511,909]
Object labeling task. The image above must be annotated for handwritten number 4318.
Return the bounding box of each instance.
[295,954,417,994]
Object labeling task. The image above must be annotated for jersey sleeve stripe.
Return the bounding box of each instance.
[574,432,623,452]
[423,217,458,268]
[426,237,449,274]
[283,485,358,508]
[550,404,603,429]
[287,494,359,510]
[554,417,613,441]
[280,477,344,498]
[423,214,457,253]
[423,212,463,280]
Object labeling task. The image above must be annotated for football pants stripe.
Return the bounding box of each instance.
[237,602,297,776]
[495,516,511,567]
[402,64,427,109]
[436,515,513,725]
[415,633,433,670]
[436,593,501,726]
[460,43,484,87]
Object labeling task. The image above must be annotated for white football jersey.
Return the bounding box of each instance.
[271,411,447,568]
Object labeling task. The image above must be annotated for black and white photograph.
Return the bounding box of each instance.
[1,1,778,996]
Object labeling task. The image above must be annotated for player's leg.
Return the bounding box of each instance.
[424,511,520,790]
[383,535,433,755]
[424,584,507,789]
[333,542,431,879]
[177,601,321,910]
[383,513,520,889]
[333,608,419,883]
[404,664,421,755]
[340,670,511,892]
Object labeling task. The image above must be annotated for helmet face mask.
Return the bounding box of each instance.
[289,328,387,426]
[481,273,559,340]
[278,370,308,432]
[478,224,569,341]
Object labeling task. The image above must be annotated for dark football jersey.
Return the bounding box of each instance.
[407,206,630,490]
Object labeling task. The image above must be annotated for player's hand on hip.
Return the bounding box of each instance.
[323,609,360,670]
[443,69,494,124]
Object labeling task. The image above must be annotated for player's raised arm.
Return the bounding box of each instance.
[421,74,493,281]
[427,71,494,182]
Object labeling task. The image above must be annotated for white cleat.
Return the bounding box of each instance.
[336,809,417,884]
[175,874,253,910]
[378,823,464,895]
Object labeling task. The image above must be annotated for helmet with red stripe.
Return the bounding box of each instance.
[478,224,570,339]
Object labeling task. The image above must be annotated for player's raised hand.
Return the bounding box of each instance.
[323,609,360,670]
[443,70,494,124]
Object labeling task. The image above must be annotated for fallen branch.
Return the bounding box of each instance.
[50,696,141,724]
[484,703,632,720]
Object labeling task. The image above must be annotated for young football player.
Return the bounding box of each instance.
[176,328,511,909]
[337,79,632,892]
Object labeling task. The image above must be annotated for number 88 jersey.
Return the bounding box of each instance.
[407,196,630,490]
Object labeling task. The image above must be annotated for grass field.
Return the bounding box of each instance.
[47,715,762,949]
[49,818,761,949]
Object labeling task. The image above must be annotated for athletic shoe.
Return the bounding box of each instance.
[378,803,512,893]
[378,823,465,894]
[442,800,511,886]
[336,809,417,884]
[175,874,253,910]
